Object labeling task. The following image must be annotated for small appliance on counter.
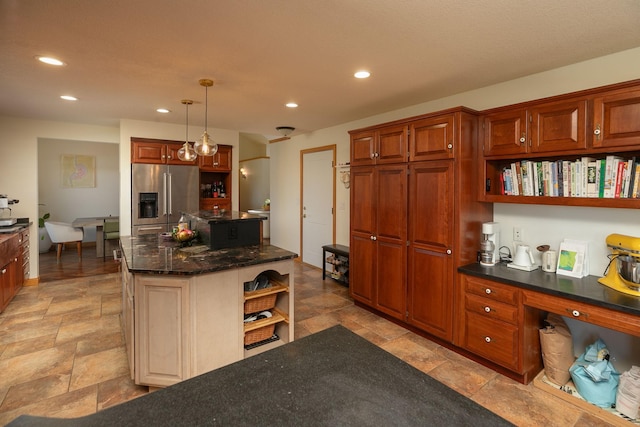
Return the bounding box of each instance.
[479,222,500,266]
[0,195,19,226]
[599,233,640,297]
[507,244,538,271]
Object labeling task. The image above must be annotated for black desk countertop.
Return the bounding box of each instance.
[121,234,297,275]
[459,262,640,316]
[7,325,513,427]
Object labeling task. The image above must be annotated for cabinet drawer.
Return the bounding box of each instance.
[464,276,518,305]
[465,293,518,324]
[522,290,640,337]
[464,312,518,370]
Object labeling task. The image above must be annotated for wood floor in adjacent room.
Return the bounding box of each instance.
[0,248,609,426]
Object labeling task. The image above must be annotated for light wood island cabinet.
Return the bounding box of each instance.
[120,236,295,388]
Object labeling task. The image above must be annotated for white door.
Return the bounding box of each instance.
[301,148,335,268]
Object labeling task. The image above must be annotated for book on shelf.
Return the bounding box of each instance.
[580,157,594,197]
[632,161,640,198]
[598,158,607,198]
[561,161,570,197]
[604,155,623,198]
[586,160,598,198]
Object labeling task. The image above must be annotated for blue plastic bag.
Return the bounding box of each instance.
[569,339,620,408]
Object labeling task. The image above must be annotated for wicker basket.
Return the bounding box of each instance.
[244,323,275,345]
[244,293,277,314]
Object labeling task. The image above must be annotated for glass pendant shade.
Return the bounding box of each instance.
[177,99,197,162]
[177,141,197,161]
[195,130,218,156]
[195,79,218,157]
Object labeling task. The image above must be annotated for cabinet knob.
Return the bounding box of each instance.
[1,269,5,274]
[485,288,492,295]
[214,162,219,166]
[446,249,452,255]
[594,124,601,140]
[519,133,526,144]
[484,306,491,313]
[570,309,580,317]
[370,236,377,241]
[484,336,491,343]
[447,143,453,149]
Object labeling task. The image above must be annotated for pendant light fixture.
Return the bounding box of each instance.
[177,99,197,162]
[194,78,218,157]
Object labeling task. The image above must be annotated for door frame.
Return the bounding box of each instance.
[299,145,336,264]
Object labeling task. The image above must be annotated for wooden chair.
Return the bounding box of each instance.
[44,221,84,261]
[103,218,120,259]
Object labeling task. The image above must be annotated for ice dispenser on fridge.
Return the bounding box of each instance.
[139,193,158,219]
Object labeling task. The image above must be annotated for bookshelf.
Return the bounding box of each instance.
[479,79,640,210]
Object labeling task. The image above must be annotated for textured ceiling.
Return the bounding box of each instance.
[1,0,640,139]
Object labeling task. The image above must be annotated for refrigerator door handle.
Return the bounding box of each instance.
[167,172,173,215]
[162,172,168,216]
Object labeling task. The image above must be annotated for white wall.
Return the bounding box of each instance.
[239,158,270,212]
[270,47,640,275]
[38,138,119,242]
[0,116,119,278]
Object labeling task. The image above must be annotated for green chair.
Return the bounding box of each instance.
[103,218,120,260]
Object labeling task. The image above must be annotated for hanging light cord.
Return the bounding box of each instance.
[185,102,189,142]
[204,84,209,132]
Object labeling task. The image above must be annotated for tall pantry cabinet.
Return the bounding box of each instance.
[349,107,493,343]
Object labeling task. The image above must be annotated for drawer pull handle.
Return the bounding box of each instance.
[567,309,587,318]
[484,306,491,313]
[484,336,491,343]
[485,288,492,295]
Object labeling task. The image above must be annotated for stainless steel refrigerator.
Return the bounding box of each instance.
[131,164,199,236]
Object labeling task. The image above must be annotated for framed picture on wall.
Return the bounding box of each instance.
[61,154,96,188]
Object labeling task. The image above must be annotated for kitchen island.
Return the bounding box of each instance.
[120,231,297,388]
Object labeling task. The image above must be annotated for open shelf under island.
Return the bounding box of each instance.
[120,213,297,388]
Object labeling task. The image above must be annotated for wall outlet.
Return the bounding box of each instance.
[513,227,523,242]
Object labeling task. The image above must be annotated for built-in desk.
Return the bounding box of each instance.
[72,216,118,258]
[457,263,640,384]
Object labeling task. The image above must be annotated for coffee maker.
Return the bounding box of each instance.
[479,222,500,266]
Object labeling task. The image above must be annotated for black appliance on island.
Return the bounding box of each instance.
[184,210,264,249]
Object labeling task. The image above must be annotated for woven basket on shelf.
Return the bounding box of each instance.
[244,293,277,314]
[244,324,275,345]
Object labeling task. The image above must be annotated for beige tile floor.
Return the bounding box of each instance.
[0,262,613,426]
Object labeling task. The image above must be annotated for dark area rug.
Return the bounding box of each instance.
[8,325,513,426]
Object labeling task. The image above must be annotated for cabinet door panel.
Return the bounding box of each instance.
[407,246,453,340]
[349,233,375,304]
[376,165,407,240]
[483,109,528,157]
[409,161,453,249]
[530,99,587,153]
[136,277,189,386]
[375,239,406,320]
[410,114,454,161]
[132,142,166,164]
[377,125,408,164]
[592,88,640,149]
[350,131,376,166]
[350,167,376,236]
[198,145,232,171]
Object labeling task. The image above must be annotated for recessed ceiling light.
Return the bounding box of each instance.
[157,108,171,113]
[60,95,77,101]
[354,70,371,79]
[285,102,298,108]
[36,56,65,66]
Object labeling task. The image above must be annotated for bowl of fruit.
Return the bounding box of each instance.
[172,228,199,247]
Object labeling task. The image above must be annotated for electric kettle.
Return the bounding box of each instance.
[507,245,538,271]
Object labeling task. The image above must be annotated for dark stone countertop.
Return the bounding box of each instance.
[7,325,513,427]
[121,234,297,275]
[459,262,640,316]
